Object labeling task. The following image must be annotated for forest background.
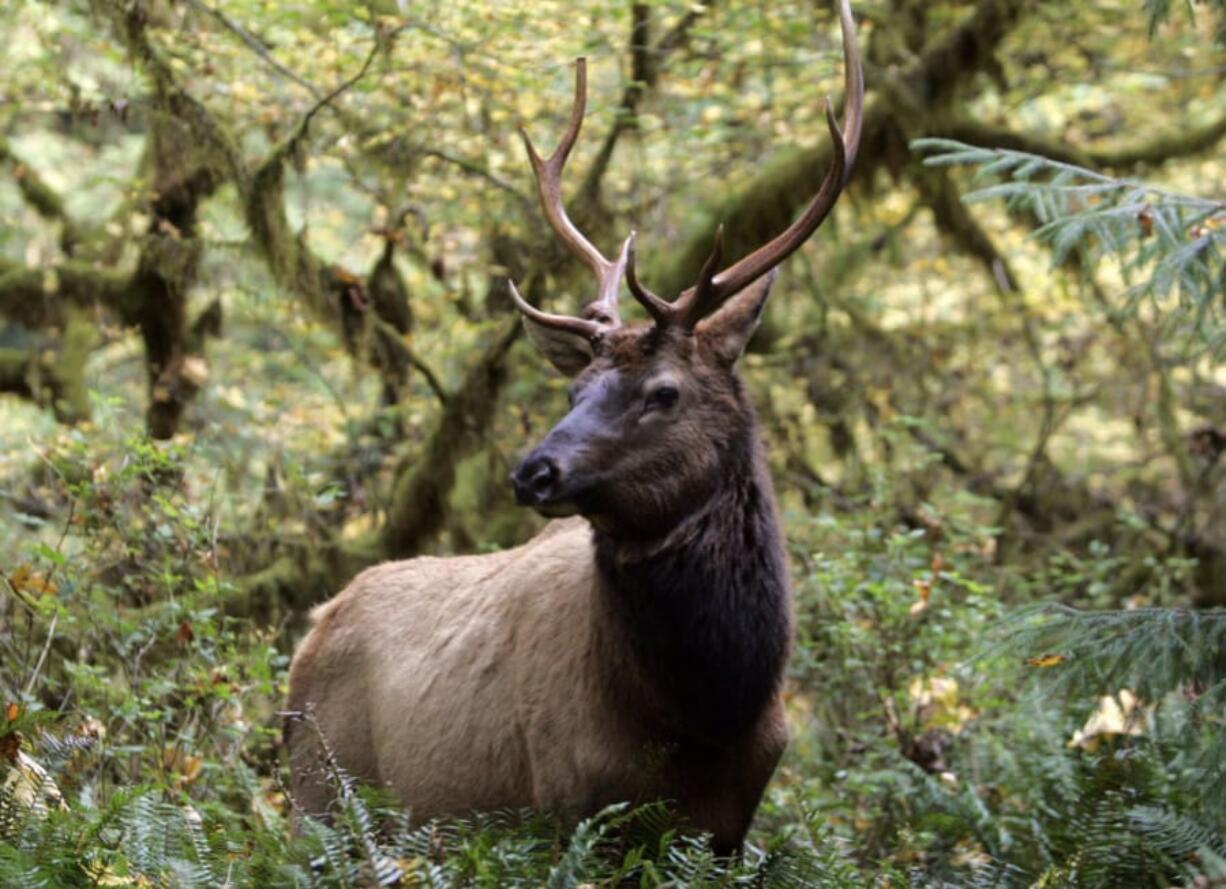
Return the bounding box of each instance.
[1,0,1225,885]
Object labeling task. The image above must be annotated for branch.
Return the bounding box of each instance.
[371,317,449,407]
[189,0,526,212]
[186,0,322,99]
[418,147,530,207]
[0,138,88,254]
[381,320,521,559]
[240,29,397,333]
[265,29,390,169]
[935,109,1226,171]
[577,2,713,206]
[0,257,134,327]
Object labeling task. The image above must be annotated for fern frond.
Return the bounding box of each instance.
[912,138,1226,350]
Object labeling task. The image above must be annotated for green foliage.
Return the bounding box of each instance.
[3,414,1226,886]
[3,0,1226,885]
[1144,0,1226,45]
[915,138,1226,353]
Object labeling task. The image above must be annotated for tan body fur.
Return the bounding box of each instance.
[287,518,787,848]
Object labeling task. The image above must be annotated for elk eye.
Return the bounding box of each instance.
[644,385,679,411]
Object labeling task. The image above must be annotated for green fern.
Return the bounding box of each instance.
[999,604,1226,705]
[1143,0,1226,44]
[912,138,1226,353]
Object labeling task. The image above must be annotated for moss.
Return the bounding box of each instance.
[232,534,381,625]
[0,346,34,399]
[51,308,95,423]
[380,320,520,558]
[654,0,1031,299]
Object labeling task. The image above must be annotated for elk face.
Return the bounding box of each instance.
[507,0,861,531]
[512,273,776,531]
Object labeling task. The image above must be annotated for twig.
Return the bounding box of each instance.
[577,2,715,204]
[187,0,322,98]
[372,317,449,407]
[270,327,352,422]
[419,147,531,207]
[23,612,58,696]
[283,29,392,157]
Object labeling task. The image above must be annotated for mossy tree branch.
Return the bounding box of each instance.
[934,110,1226,171]
[652,0,1033,297]
[381,319,521,559]
[226,318,522,618]
[0,137,92,257]
[101,2,420,434]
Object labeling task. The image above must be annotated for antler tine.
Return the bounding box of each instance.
[634,0,862,332]
[519,57,624,328]
[507,279,603,341]
[701,101,846,306]
[625,231,673,324]
[835,0,863,182]
[672,225,728,329]
[702,0,862,307]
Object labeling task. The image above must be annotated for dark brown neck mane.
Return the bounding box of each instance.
[592,418,790,748]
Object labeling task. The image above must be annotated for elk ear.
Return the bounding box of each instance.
[522,316,595,377]
[695,269,778,366]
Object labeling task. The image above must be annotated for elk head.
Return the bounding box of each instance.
[509,0,863,536]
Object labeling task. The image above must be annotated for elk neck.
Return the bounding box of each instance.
[590,413,791,747]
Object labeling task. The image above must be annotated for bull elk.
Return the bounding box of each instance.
[287,0,863,854]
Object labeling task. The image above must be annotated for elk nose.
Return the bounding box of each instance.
[511,455,559,505]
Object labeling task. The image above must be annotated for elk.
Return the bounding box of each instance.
[287,0,862,854]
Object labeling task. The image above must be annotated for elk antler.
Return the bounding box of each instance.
[508,58,631,342]
[627,0,863,332]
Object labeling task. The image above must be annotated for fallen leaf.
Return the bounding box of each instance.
[909,578,932,616]
[1025,653,1067,668]
[8,564,58,597]
[1069,689,1146,750]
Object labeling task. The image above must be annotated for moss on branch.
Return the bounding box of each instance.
[381,320,521,559]
[936,110,1226,171]
[0,257,134,328]
[653,0,1031,296]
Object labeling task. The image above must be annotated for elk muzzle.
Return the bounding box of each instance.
[511,453,561,507]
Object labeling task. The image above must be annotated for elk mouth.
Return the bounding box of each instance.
[533,500,581,518]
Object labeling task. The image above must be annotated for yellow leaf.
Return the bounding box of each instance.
[162,747,204,787]
[909,677,975,734]
[1069,690,1146,751]
[1025,653,1067,668]
[8,564,57,597]
[81,862,137,887]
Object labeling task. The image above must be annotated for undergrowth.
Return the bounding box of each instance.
[2,414,1224,887]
